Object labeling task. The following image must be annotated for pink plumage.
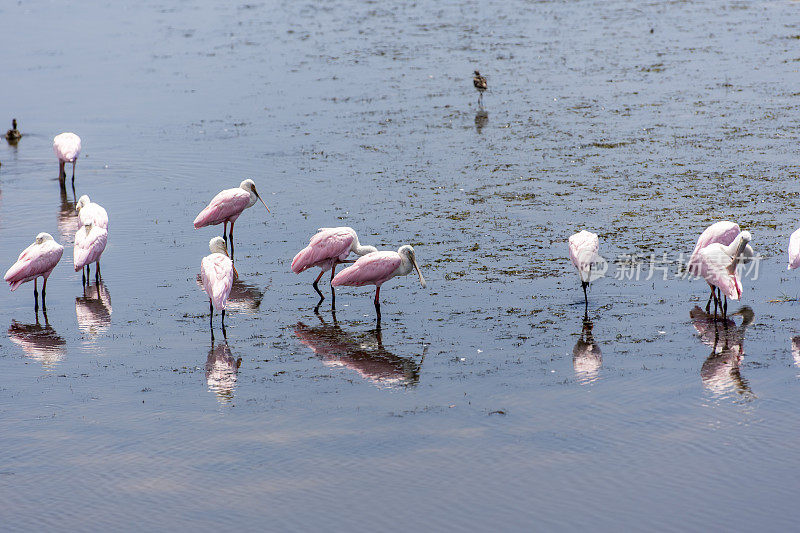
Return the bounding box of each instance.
[53,132,81,163]
[73,225,108,271]
[696,231,751,301]
[5,234,64,291]
[788,228,800,270]
[292,227,362,274]
[77,196,108,229]
[193,188,251,228]
[568,230,599,282]
[688,221,740,276]
[201,253,234,311]
[332,251,401,288]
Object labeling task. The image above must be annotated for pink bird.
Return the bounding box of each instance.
[788,227,800,270]
[695,231,751,319]
[76,195,108,229]
[331,245,426,321]
[4,232,64,311]
[688,221,754,313]
[291,227,377,305]
[568,230,600,313]
[193,179,270,262]
[201,236,234,338]
[74,223,108,286]
[53,132,81,187]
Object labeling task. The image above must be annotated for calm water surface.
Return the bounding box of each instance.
[2,0,800,530]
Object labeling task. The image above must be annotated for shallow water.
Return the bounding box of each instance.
[2,0,800,530]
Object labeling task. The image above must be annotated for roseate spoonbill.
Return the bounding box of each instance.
[5,119,21,142]
[201,236,234,338]
[696,231,751,319]
[568,230,601,314]
[688,221,754,312]
[291,227,377,306]
[76,195,108,229]
[473,70,487,106]
[573,317,602,382]
[74,223,108,286]
[193,179,269,262]
[53,132,81,187]
[331,245,426,321]
[4,232,64,311]
[787,227,800,270]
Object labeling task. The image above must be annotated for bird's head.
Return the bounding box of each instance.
[209,236,229,256]
[75,195,91,212]
[398,245,426,288]
[474,70,481,76]
[35,232,54,245]
[240,178,270,213]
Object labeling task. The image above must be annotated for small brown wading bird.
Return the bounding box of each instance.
[5,119,21,143]
[473,70,487,106]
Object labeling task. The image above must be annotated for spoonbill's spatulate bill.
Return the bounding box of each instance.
[788,227,800,270]
[4,232,64,311]
[74,223,108,286]
[193,179,269,262]
[53,132,81,186]
[201,236,234,339]
[331,245,426,322]
[696,231,751,318]
[568,230,600,314]
[291,227,377,306]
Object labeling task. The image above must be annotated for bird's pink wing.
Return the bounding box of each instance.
[53,133,81,162]
[193,189,249,228]
[332,252,400,287]
[73,228,108,271]
[698,244,742,300]
[201,254,234,309]
[688,222,739,275]
[789,228,800,270]
[80,204,109,229]
[568,231,599,279]
[291,228,354,273]
[5,242,64,290]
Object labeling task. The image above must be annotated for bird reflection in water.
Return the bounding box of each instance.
[690,306,755,399]
[475,109,488,134]
[294,312,425,387]
[206,340,241,404]
[573,316,602,383]
[75,281,112,339]
[57,186,79,245]
[8,310,66,369]
[195,274,263,314]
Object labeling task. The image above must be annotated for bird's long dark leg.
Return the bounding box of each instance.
[223,221,228,247]
[58,161,66,183]
[82,266,86,286]
[228,221,235,262]
[95,261,100,284]
[374,286,382,325]
[330,262,338,308]
[582,281,589,315]
[34,278,39,312]
[71,161,76,184]
[312,270,325,300]
[723,294,728,320]
[221,309,226,329]
[712,288,719,320]
[42,277,48,311]
[705,286,714,313]
[209,299,215,340]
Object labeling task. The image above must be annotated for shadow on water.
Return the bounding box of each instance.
[205,339,241,404]
[294,312,425,387]
[57,187,78,246]
[573,315,602,384]
[474,109,488,134]
[195,275,264,314]
[7,310,66,369]
[75,281,112,340]
[690,306,755,399]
